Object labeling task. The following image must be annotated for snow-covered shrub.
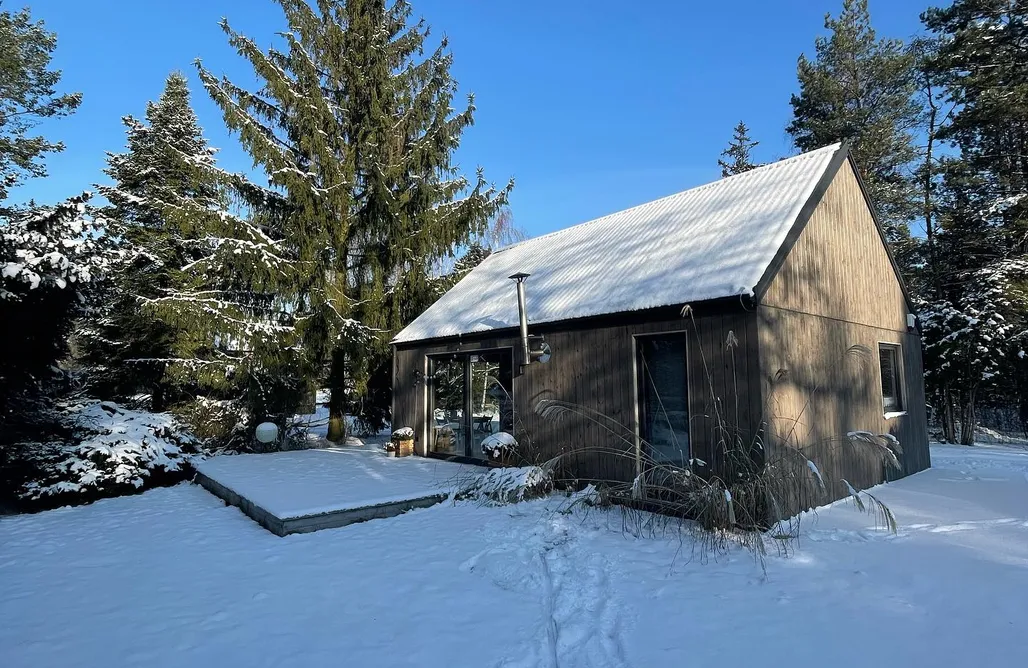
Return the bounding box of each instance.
[1,193,109,415]
[174,396,248,446]
[0,193,107,297]
[456,465,554,504]
[21,400,201,503]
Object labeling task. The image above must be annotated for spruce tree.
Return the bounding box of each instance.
[197,0,513,440]
[718,121,761,177]
[787,0,920,245]
[146,167,310,438]
[78,73,223,411]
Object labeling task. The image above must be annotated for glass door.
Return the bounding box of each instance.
[469,351,514,458]
[428,349,514,459]
[429,355,467,456]
[637,334,690,466]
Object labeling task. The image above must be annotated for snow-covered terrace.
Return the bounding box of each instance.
[193,444,472,535]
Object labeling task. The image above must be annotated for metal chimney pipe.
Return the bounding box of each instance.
[509,272,531,367]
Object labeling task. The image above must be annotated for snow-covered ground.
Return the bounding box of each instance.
[2,444,1027,667]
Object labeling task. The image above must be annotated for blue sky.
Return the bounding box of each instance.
[14,0,926,239]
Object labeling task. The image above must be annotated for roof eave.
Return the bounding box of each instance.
[391,294,755,348]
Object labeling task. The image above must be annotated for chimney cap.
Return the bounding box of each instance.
[508,272,531,282]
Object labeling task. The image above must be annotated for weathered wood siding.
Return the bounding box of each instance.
[758,159,930,510]
[392,302,762,484]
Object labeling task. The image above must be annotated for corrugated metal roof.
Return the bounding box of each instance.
[394,143,842,344]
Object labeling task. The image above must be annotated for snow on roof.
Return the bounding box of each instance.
[394,143,843,344]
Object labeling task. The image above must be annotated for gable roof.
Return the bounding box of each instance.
[394,143,845,345]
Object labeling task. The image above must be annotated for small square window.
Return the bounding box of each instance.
[879,344,903,413]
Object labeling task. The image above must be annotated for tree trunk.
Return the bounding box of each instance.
[326,348,347,443]
[151,383,166,413]
[958,387,978,446]
[940,388,956,443]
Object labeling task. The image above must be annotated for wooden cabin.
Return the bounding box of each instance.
[391,144,930,505]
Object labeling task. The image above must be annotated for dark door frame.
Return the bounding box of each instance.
[632,329,691,476]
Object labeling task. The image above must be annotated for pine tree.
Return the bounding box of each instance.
[0,6,81,209]
[923,0,1028,246]
[907,36,949,299]
[918,0,1028,442]
[718,121,761,177]
[78,73,223,411]
[787,0,920,245]
[197,0,513,440]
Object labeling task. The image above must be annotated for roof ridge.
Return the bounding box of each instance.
[492,143,841,256]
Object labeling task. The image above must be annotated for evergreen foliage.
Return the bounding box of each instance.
[0,6,82,207]
[718,121,761,177]
[0,6,102,492]
[787,0,920,247]
[918,0,1028,442]
[0,191,110,505]
[78,73,224,411]
[141,116,313,438]
[197,0,513,438]
[1,194,108,417]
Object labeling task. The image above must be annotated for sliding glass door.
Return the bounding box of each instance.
[428,349,514,459]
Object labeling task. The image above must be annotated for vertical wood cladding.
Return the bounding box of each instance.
[392,303,761,483]
[757,160,930,512]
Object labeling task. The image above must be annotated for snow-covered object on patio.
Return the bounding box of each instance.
[394,144,841,343]
[390,427,415,457]
[481,431,518,460]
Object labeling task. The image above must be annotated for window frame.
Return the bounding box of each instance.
[877,342,905,417]
[633,331,691,469]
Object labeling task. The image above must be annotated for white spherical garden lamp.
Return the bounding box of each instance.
[255,421,279,445]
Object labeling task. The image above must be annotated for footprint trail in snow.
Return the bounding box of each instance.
[462,515,630,668]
